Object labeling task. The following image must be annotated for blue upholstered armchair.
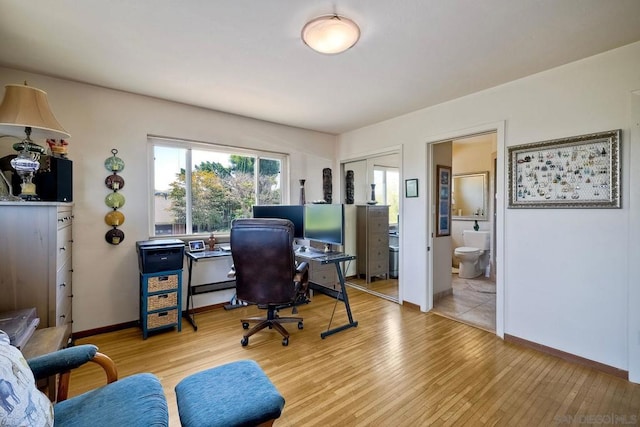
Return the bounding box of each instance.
[0,330,168,426]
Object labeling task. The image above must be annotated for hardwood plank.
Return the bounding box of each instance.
[67,288,640,426]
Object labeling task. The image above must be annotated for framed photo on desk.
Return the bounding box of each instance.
[188,240,205,252]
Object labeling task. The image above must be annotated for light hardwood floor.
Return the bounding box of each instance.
[69,287,639,426]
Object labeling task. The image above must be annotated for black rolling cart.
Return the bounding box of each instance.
[136,239,185,339]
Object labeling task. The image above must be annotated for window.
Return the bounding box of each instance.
[150,137,287,236]
[374,166,400,226]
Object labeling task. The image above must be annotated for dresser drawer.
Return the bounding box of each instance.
[56,209,73,229]
[56,261,72,308]
[369,254,389,276]
[147,291,178,312]
[56,224,72,267]
[309,262,337,286]
[55,301,72,327]
[147,309,178,330]
[367,219,389,235]
[368,207,388,218]
[369,245,388,261]
[366,233,389,250]
[147,274,179,292]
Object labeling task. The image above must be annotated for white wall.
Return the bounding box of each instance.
[337,41,640,378]
[0,66,337,332]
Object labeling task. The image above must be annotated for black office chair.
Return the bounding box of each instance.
[230,218,310,346]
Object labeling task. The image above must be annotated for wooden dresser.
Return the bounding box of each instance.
[0,202,73,340]
[356,205,389,283]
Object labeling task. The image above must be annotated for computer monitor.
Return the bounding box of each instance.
[252,205,305,238]
[303,204,344,250]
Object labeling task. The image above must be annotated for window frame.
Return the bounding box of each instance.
[148,135,290,237]
[374,165,400,226]
[373,165,398,205]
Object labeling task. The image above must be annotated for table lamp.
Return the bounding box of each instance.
[0,82,70,200]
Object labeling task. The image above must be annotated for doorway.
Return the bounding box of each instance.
[430,131,500,333]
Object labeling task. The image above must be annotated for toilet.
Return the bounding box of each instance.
[454,230,490,279]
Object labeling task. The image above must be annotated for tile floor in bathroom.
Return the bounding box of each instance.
[432,272,496,332]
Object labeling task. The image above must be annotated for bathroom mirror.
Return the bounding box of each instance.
[452,171,489,220]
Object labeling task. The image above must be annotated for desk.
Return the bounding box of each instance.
[295,251,358,338]
[21,324,71,360]
[184,250,233,331]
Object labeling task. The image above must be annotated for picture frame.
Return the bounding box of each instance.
[508,129,621,208]
[405,178,418,198]
[436,166,451,237]
[188,240,205,252]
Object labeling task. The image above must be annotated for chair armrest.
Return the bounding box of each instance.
[28,346,118,402]
[294,261,310,301]
[27,344,98,380]
[90,352,119,384]
[295,261,309,276]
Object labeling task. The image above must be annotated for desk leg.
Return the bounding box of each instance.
[321,261,358,338]
[184,258,198,331]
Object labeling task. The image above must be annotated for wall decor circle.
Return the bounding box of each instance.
[105,228,125,245]
[104,210,125,227]
[104,148,125,172]
[105,192,125,209]
[105,173,125,190]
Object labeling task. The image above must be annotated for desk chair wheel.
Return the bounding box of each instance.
[241,336,249,346]
[282,337,289,346]
[242,322,250,329]
[297,321,303,330]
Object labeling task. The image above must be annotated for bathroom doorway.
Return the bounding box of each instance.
[430,132,498,332]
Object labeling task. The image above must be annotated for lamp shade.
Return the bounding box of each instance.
[302,15,360,54]
[0,84,70,139]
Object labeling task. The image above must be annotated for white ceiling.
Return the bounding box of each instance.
[1,1,640,135]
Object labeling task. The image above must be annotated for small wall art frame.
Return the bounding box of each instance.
[436,166,451,237]
[508,129,621,209]
[405,178,418,198]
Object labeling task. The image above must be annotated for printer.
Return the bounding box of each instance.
[136,239,185,274]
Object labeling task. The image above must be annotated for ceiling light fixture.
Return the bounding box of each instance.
[301,14,360,55]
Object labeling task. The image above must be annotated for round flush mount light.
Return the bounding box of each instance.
[301,14,360,54]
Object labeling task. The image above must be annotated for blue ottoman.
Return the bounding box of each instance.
[175,360,285,427]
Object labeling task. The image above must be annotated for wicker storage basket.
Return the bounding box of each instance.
[147,274,178,292]
[147,309,178,329]
[147,292,177,311]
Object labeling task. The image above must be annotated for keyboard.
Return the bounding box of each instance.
[189,250,230,259]
[296,251,354,262]
[322,253,355,262]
